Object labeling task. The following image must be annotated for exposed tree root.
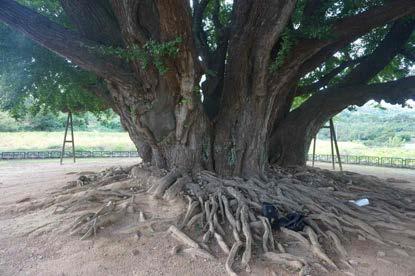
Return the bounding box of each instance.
[305,226,337,269]
[168,225,215,260]
[226,241,243,276]
[26,163,415,275]
[263,252,306,271]
[281,227,310,247]
[327,230,347,259]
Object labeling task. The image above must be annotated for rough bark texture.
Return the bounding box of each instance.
[270,77,415,166]
[270,19,415,166]
[1,0,415,174]
[213,0,296,176]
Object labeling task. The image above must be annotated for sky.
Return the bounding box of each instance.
[368,99,415,109]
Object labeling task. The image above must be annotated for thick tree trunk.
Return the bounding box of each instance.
[2,0,415,177]
[210,0,296,177]
[270,77,415,166]
[269,112,321,167]
[270,19,415,167]
[214,100,269,177]
[106,81,212,172]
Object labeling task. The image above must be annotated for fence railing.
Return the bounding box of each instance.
[309,154,415,169]
[0,150,139,160]
[1,151,414,169]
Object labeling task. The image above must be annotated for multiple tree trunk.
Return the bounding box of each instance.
[1,0,415,176]
[270,19,415,166]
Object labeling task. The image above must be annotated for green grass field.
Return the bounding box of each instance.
[310,139,415,158]
[0,131,136,151]
[0,131,414,158]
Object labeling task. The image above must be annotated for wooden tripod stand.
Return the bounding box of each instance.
[311,118,343,171]
[60,111,76,165]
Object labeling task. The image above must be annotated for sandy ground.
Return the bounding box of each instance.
[312,162,415,191]
[0,159,414,276]
[0,159,228,276]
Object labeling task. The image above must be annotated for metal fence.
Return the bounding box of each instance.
[309,154,415,169]
[1,151,414,169]
[0,150,139,160]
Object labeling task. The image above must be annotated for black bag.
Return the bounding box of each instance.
[278,212,305,232]
[261,202,279,229]
[261,202,305,231]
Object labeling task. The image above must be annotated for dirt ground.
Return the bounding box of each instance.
[0,159,414,276]
[312,162,415,191]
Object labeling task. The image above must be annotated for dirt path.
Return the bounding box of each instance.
[0,159,140,206]
[0,159,228,276]
[312,162,415,191]
[0,160,414,275]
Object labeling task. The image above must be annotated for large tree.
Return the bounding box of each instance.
[0,0,414,176]
[3,2,415,274]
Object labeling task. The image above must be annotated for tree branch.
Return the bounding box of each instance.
[401,48,415,62]
[342,19,415,85]
[268,0,415,108]
[269,16,415,160]
[60,0,123,46]
[110,0,157,45]
[297,0,415,77]
[296,18,415,96]
[272,0,415,82]
[296,56,367,96]
[0,0,135,85]
[293,77,415,123]
[269,76,415,164]
[368,77,415,104]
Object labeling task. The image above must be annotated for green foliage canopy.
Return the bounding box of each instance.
[0,0,106,118]
[0,0,414,119]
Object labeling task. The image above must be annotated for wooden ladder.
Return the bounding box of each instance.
[311,118,343,171]
[60,111,76,165]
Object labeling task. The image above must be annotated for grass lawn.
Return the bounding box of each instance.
[0,131,136,152]
[310,139,415,159]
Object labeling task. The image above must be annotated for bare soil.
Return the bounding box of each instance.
[312,162,415,191]
[0,159,414,276]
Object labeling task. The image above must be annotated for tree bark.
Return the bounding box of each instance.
[1,0,415,176]
[60,0,124,47]
[270,77,415,166]
[0,0,134,85]
[213,0,296,177]
[269,19,415,166]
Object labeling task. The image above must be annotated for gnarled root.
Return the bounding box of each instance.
[70,200,126,240]
[305,226,337,269]
[263,252,306,271]
[168,225,215,260]
[37,163,415,276]
[149,170,182,197]
[326,230,347,259]
[180,196,200,229]
[226,241,243,276]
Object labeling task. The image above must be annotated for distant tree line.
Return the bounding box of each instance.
[317,104,415,147]
[0,110,123,132]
